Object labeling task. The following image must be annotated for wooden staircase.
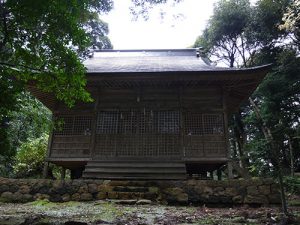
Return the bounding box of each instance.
[82,160,187,180]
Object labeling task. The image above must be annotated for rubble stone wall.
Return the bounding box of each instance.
[0,178,281,205]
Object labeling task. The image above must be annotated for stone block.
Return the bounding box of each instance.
[112,199,137,204]
[203,186,213,195]
[118,192,131,200]
[258,185,270,195]
[268,194,281,204]
[144,192,158,200]
[22,194,33,202]
[107,192,118,199]
[62,194,71,202]
[78,185,88,193]
[247,186,258,195]
[96,192,107,200]
[213,187,225,195]
[148,187,159,194]
[113,186,148,192]
[244,195,268,204]
[34,193,50,200]
[225,187,239,196]
[263,178,275,185]
[131,192,144,199]
[98,184,112,193]
[270,184,280,194]
[50,194,62,202]
[71,193,81,201]
[136,199,152,205]
[163,187,188,205]
[8,184,18,193]
[0,184,9,193]
[81,193,93,201]
[19,185,31,194]
[232,195,243,203]
[88,184,98,194]
[0,192,13,202]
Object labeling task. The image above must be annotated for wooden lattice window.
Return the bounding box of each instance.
[54,115,92,136]
[157,111,180,134]
[96,111,119,134]
[184,112,202,135]
[96,110,180,135]
[202,114,224,135]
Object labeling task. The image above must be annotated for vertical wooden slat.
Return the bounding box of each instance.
[90,87,100,159]
[222,88,233,179]
[179,87,185,157]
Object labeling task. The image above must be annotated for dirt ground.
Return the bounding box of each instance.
[0,200,300,225]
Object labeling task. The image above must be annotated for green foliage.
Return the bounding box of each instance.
[0,0,113,106]
[0,76,23,159]
[129,0,183,20]
[280,0,300,48]
[194,0,300,181]
[13,134,48,178]
[194,0,290,67]
[284,176,300,195]
[7,92,52,150]
[194,0,253,67]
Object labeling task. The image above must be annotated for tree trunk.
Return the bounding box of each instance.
[249,97,288,216]
[232,112,250,174]
[288,136,294,177]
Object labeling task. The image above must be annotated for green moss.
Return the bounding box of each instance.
[28,199,55,207]
[289,200,300,206]
[0,197,9,203]
[149,187,159,193]
[87,202,124,222]
[197,216,218,224]
[28,199,81,208]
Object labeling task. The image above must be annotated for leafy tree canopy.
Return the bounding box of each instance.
[280,0,300,48]
[194,0,290,67]
[0,0,113,107]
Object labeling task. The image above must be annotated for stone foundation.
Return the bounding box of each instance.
[0,177,281,205]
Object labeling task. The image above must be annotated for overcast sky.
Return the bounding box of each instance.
[101,0,217,49]
[101,0,257,50]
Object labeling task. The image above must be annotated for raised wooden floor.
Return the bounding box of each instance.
[82,160,187,180]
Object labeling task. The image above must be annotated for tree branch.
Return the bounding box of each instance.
[0,1,9,52]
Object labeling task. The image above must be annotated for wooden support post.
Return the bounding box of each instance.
[227,161,233,179]
[217,169,222,181]
[42,162,49,179]
[209,171,214,180]
[222,88,233,179]
[60,167,66,180]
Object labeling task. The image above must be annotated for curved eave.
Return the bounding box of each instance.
[27,64,271,113]
[86,64,271,113]
[86,64,272,80]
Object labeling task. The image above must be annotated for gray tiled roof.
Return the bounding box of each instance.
[84,49,230,73]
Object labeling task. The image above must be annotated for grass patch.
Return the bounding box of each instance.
[88,202,124,222]
[28,199,80,208]
[289,200,300,206]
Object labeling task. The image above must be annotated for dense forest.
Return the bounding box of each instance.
[0,0,299,205]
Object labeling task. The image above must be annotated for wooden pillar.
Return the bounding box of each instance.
[222,88,233,179]
[217,169,222,181]
[42,162,49,179]
[90,88,101,160]
[178,86,185,158]
[209,171,214,180]
[60,167,66,180]
[227,161,233,179]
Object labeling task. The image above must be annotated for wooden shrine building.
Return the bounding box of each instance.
[29,49,270,179]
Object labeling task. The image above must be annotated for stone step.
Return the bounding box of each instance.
[84,168,186,174]
[82,160,187,180]
[82,172,186,180]
[86,162,185,168]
